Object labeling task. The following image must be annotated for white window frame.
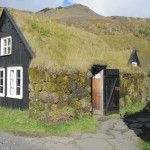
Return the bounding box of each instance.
[0,68,5,97]
[1,36,12,56]
[131,62,138,67]
[7,66,23,99]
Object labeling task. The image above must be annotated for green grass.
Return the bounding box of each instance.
[120,102,147,116]
[103,114,120,119]
[0,107,97,136]
[0,8,147,73]
[138,141,150,150]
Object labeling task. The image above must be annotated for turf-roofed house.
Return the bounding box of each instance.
[0,8,35,109]
[0,8,121,117]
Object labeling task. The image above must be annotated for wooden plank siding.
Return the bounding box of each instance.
[0,10,33,109]
[103,69,120,115]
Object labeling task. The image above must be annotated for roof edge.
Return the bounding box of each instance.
[2,8,35,58]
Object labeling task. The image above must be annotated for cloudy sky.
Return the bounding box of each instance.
[0,0,150,18]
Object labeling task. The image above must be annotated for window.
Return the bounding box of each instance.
[7,67,23,99]
[131,62,138,67]
[1,36,12,56]
[0,68,5,97]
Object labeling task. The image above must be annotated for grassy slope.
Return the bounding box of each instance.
[1,8,150,73]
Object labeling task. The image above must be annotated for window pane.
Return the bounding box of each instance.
[8,47,11,54]
[4,39,7,46]
[4,48,7,54]
[16,87,20,95]
[0,86,3,93]
[16,79,20,86]
[17,70,20,78]
[8,38,11,45]
[0,79,3,86]
[0,71,3,78]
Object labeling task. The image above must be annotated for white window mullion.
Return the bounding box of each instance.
[14,70,16,96]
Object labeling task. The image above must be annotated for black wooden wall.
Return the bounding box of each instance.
[0,12,32,109]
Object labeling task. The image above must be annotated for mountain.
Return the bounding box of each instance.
[37,4,150,40]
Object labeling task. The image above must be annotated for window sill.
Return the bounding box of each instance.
[6,95,23,99]
[0,94,5,97]
[0,53,12,57]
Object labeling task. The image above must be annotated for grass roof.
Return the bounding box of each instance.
[1,8,149,73]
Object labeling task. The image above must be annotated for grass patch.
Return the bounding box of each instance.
[138,141,150,150]
[104,114,120,119]
[0,107,97,136]
[120,101,147,116]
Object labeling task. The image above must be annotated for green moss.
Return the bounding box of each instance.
[29,68,45,83]
[71,99,83,118]
[120,73,145,107]
[34,84,43,92]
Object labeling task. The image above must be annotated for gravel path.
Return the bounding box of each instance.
[0,118,140,150]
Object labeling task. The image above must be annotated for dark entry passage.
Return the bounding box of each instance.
[104,69,120,115]
[92,65,119,116]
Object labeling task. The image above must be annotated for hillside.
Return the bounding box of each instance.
[38,4,150,39]
[0,6,150,73]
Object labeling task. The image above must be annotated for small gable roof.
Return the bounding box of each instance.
[128,50,140,66]
[0,8,35,58]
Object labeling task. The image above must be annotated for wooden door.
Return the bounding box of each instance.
[92,71,103,115]
[104,69,120,115]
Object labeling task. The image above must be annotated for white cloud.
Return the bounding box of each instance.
[0,0,150,17]
[0,0,64,12]
[69,0,150,18]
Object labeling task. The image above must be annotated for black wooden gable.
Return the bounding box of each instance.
[128,50,140,66]
[0,8,35,58]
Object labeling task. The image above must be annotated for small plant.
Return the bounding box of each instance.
[120,102,147,116]
[138,141,150,150]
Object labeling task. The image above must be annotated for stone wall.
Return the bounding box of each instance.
[28,68,92,123]
[28,68,150,123]
[120,73,149,108]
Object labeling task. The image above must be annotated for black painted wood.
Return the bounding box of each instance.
[0,9,34,109]
[103,69,120,115]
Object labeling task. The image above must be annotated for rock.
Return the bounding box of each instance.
[124,118,139,124]
[86,71,92,78]
[28,84,34,92]
[136,118,150,123]
[72,88,87,99]
[38,111,49,122]
[129,123,143,129]
[49,93,59,103]
[145,123,150,128]
[80,98,91,113]
[133,128,143,135]
[39,91,49,103]
[68,81,77,92]
[114,121,128,130]
[29,92,39,100]
[51,104,58,111]
[60,94,68,103]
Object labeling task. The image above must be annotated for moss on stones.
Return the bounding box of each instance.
[29,68,91,123]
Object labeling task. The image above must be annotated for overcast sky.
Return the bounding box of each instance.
[0,0,150,18]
